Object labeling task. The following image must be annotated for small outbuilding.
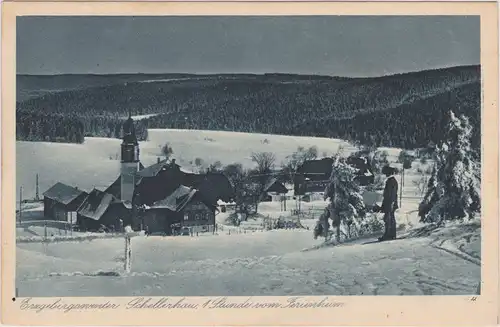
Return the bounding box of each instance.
[263,178,288,195]
[43,182,88,221]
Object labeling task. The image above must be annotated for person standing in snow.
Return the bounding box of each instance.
[379,165,399,241]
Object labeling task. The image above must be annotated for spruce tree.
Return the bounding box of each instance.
[419,111,480,223]
[323,155,366,241]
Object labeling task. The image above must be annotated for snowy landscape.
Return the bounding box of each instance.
[16,129,481,296]
[15,15,482,298]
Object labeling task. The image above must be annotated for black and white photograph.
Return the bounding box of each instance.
[15,15,483,298]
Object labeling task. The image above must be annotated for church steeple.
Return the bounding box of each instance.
[120,111,140,203]
[122,110,138,146]
[121,112,139,163]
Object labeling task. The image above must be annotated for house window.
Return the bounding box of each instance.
[184,213,189,221]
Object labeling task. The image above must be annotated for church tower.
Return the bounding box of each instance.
[120,112,140,203]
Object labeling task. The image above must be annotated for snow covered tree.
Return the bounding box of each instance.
[419,111,481,223]
[322,155,366,241]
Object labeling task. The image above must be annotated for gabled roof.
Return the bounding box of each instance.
[149,185,197,212]
[77,189,122,221]
[263,178,288,194]
[43,182,87,205]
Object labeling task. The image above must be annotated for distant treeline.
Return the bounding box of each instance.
[16,112,148,143]
[16,65,480,149]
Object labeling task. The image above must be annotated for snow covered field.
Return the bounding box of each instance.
[16,219,480,297]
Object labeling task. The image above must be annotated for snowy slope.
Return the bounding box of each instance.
[16,221,480,297]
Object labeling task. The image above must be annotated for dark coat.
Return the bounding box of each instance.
[382,176,399,212]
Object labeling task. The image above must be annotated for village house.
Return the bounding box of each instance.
[261,178,288,202]
[43,182,88,222]
[141,185,217,235]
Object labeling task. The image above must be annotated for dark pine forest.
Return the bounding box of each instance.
[16,65,481,150]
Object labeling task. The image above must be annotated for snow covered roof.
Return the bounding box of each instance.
[43,182,87,205]
[148,185,197,212]
[77,189,122,221]
[217,199,236,206]
[180,167,195,174]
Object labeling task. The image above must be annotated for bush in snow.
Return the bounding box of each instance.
[161,142,174,159]
[194,157,204,167]
[419,111,481,223]
[323,155,367,242]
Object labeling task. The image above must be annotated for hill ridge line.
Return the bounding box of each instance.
[292,78,479,128]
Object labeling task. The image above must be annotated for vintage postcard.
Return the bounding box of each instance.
[1,1,499,326]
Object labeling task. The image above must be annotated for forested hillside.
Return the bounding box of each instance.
[16,65,481,149]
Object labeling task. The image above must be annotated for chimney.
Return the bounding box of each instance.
[157,157,161,164]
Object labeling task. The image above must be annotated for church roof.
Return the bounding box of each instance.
[136,159,180,178]
[43,182,88,205]
[104,177,122,199]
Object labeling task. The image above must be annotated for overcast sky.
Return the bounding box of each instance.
[17,16,480,77]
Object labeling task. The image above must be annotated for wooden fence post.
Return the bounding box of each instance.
[124,234,131,273]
